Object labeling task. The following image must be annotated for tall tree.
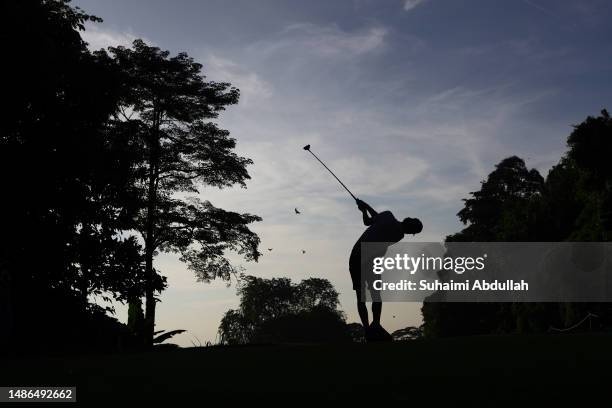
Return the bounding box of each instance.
[1,0,151,351]
[423,157,545,337]
[106,40,261,345]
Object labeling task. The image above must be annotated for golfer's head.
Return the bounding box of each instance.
[402,217,423,235]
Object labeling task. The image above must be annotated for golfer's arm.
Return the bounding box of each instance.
[364,203,378,218]
[362,210,373,226]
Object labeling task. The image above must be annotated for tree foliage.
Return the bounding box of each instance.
[0,0,159,352]
[218,276,350,344]
[422,110,612,337]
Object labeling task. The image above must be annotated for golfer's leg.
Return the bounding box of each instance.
[370,287,382,325]
[372,302,382,325]
[355,289,369,328]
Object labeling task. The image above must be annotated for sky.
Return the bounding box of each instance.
[75,0,612,346]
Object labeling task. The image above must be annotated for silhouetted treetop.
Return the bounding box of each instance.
[450,156,544,241]
[567,109,612,188]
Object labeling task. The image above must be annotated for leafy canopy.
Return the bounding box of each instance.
[105,39,261,282]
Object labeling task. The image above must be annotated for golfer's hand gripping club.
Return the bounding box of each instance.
[355,198,367,211]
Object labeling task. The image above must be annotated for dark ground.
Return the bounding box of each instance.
[3,334,612,404]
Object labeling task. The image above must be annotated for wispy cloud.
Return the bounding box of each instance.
[521,0,579,29]
[292,24,387,56]
[80,24,143,50]
[204,55,273,105]
[403,0,427,12]
[522,0,556,18]
[252,23,387,57]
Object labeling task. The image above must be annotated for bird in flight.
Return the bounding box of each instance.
[267,248,273,251]
[294,208,301,214]
[301,250,306,254]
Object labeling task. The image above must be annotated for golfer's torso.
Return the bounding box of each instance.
[351,211,404,259]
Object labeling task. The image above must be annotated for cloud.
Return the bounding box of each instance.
[333,153,430,195]
[252,23,387,58]
[299,25,386,56]
[522,0,556,18]
[521,0,579,30]
[289,23,387,56]
[80,24,154,51]
[80,24,140,50]
[403,0,426,12]
[204,55,273,104]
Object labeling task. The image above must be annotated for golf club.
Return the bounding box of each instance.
[303,144,357,201]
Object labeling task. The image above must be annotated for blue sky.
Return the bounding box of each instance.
[76,0,612,346]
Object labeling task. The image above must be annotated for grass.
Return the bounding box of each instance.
[3,334,612,403]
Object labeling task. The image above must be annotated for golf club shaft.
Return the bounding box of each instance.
[306,150,357,201]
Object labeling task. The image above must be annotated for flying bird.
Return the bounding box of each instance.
[267,248,273,251]
[294,208,301,214]
[302,250,306,254]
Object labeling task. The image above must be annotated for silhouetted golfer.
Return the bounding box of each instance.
[350,199,422,341]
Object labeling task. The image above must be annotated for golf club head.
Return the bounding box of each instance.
[303,144,311,151]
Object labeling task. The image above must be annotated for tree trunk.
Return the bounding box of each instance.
[144,162,157,347]
[144,247,155,347]
[143,110,160,348]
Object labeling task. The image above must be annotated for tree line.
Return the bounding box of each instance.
[422,110,612,336]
